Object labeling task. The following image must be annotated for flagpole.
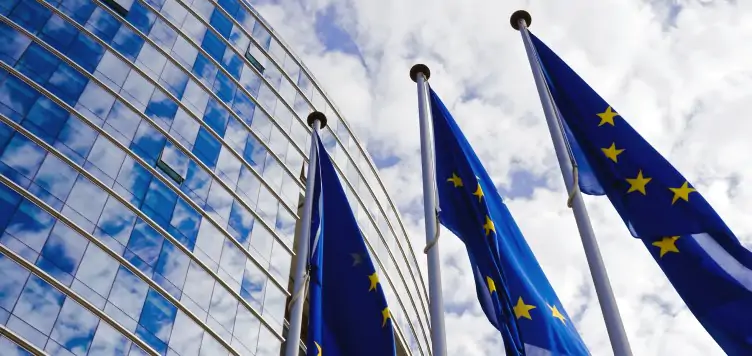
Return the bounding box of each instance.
[284,111,327,356]
[511,11,633,356]
[411,64,448,356]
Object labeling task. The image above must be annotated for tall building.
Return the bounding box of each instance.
[0,0,431,355]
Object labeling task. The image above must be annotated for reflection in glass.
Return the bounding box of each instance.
[108,265,148,320]
[0,0,432,352]
[51,297,100,355]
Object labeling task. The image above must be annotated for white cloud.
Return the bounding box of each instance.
[253,0,752,355]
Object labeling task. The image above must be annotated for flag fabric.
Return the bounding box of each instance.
[430,89,590,356]
[530,32,752,355]
[305,131,396,356]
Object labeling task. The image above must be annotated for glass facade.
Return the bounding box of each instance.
[0,0,431,354]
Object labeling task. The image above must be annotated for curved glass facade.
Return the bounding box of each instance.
[0,0,431,355]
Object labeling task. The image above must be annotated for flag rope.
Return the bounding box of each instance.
[287,269,311,311]
[423,210,441,254]
[424,181,441,253]
[567,166,579,208]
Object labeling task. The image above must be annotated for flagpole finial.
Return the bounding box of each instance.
[307,111,328,129]
[410,64,431,82]
[510,10,532,30]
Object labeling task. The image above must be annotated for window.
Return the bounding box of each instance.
[244,51,264,74]
[156,154,185,184]
[101,0,129,17]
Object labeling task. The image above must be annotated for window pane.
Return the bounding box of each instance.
[0,76,39,120]
[66,32,105,73]
[13,274,65,335]
[47,63,88,106]
[41,222,89,276]
[139,288,178,343]
[170,108,200,149]
[181,261,214,312]
[0,254,30,312]
[155,239,190,290]
[132,120,166,165]
[208,283,237,334]
[142,178,178,227]
[194,219,223,264]
[218,238,244,284]
[149,18,178,50]
[108,265,149,320]
[6,199,55,252]
[203,98,229,137]
[192,127,221,169]
[126,2,156,34]
[33,154,77,202]
[145,90,179,130]
[15,43,59,87]
[169,197,201,249]
[227,199,253,246]
[66,175,108,225]
[78,81,116,123]
[136,43,167,79]
[88,322,133,355]
[127,219,165,268]
[111,26,145,62]
[168,310,203,355]
[50,297,100,355]
[0,23,31,65]
[95,50,130,90]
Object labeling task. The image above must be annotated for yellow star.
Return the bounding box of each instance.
[381,307,391,327]
[550,305,566,323]
[315,341,322,356]
[652,236,680,258]
[447,173,463,188]
[601,143,625,163]
[368,272,379,292]
[597,106,619,126]
[351,253,363,266]
[473,182,484,202]
[626,170,651,195]
[486,276,496,294]
[483,215,495,236]
[513,297,536,320]
[669,181,696,205]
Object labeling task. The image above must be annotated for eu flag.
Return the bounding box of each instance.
[531,32,752,355]
[430,89,590,355]
[305,131,396,356]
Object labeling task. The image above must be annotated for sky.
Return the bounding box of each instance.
[249,0,752,355]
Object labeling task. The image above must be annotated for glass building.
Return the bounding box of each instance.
[0,0,432,355]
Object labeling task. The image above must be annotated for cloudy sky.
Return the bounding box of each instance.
[250,0,752,354]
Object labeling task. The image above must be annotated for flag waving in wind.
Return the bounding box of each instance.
[530,32,752,355]
[430,89,590,355]
[305,131,396,356]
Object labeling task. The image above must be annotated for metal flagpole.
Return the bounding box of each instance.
[510,11,633,356]
[284,112,327,356]
[410,64,448,356]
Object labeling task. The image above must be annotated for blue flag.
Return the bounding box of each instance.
[305,131,396,356]
[430,89,590,355]
[531,32,752,355]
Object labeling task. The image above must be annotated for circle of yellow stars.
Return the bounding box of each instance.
[596,106,696,259]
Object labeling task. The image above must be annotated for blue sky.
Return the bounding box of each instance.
[305,4,548,199]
